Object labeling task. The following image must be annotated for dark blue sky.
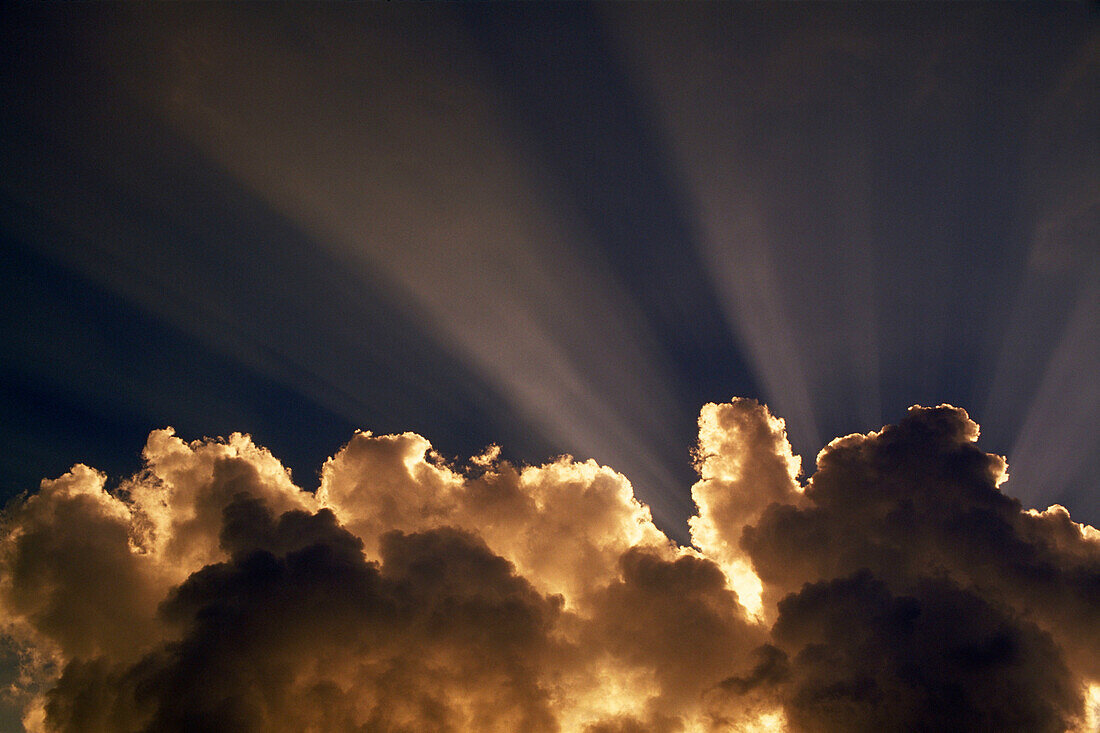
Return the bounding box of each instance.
[1,2,1097,542]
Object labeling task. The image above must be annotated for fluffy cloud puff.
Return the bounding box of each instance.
[1,401,1097,731]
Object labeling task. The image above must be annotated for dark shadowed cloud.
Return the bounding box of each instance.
[2,400,1097,730]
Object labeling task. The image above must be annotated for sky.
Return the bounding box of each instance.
[0,3,1098,732]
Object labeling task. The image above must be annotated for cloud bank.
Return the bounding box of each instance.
[1,400,1097,731]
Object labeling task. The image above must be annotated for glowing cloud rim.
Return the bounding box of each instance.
[1,399,1097,732]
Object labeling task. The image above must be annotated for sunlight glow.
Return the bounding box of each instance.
[556,663,660,731]
[138,12,696,529]
[723,559,765,620]
[1081,683,1100,733]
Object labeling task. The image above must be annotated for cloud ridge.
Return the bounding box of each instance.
[1,400,1097,731]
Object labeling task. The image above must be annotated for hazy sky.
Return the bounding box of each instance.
[2,3,1097,533]
[1,4,1098,731]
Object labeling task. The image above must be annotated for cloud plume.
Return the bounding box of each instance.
[1,400,1097,731]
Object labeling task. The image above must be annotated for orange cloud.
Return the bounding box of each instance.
[2,400,1097,731]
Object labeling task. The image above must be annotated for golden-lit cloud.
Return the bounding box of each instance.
[2,400,1097,731]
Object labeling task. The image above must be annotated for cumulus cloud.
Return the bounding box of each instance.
[1,400,1097,731]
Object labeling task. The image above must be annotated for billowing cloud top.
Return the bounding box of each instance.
[1,401,1097,731]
